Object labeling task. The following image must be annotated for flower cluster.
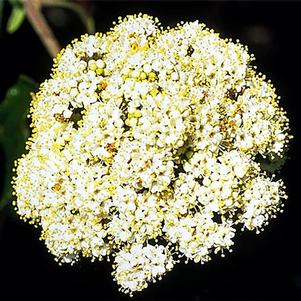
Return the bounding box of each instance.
[13,14,291,295]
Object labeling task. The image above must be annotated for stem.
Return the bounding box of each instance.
[23,0,61,58]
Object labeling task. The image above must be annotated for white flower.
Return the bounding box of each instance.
[113,244,174,295]
[13,13,291,295]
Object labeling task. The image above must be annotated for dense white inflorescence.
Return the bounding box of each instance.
[13,14,291,295]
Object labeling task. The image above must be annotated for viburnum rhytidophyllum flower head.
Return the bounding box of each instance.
[13,14,291,295]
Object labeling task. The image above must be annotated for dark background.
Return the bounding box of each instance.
[0,1,301,300]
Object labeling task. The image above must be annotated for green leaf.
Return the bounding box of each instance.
[6,4,25,34]
[0,75,37,210]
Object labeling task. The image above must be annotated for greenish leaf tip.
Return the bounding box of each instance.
[6,3,25,34]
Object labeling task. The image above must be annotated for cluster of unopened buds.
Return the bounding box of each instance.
[13,14,291,295]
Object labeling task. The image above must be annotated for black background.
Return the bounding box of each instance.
[0,1,301,300]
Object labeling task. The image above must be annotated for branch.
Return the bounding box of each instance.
[23,0,61,58]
